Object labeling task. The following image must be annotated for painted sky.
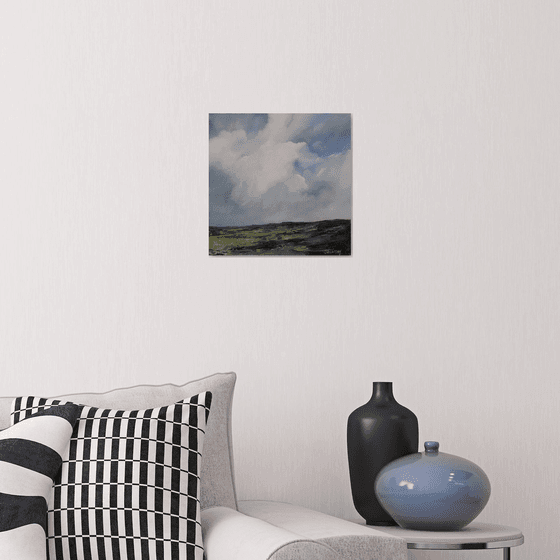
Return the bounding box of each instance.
[209,113,352,227]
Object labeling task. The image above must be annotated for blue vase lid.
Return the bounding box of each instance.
[424,441,439,453]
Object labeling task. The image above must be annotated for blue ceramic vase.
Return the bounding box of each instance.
[374,441,491,531]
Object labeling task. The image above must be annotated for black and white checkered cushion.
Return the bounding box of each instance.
[11,392,212,560]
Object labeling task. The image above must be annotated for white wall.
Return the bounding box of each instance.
[1,2,558,558]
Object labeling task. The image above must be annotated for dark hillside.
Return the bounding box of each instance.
[209,219,351,256]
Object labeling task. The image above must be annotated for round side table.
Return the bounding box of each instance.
[356,521,524,559]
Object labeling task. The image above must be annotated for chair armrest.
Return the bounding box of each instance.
[238,500,408,560]
[201,506,339,560]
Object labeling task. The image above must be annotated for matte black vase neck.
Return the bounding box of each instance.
[369,382,396,404]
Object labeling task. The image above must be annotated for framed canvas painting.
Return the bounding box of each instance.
[209,113,352,256]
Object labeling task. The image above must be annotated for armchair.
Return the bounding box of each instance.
[0,372,407,559]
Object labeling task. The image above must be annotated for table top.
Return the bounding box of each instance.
[352,521,524,550]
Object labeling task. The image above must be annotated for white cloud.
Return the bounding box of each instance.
[210,116,310,204]
[209,113,351,225]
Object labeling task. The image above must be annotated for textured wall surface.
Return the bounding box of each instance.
[1,2,558,558]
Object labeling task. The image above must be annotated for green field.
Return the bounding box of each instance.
[209,219,351,256]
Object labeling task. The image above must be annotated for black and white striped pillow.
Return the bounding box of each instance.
[0,403,81,560]
[12,392,212,560]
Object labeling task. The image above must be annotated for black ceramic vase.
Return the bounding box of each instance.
[347,382,419,525]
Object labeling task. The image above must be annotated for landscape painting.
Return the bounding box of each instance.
[209,113,352,256]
